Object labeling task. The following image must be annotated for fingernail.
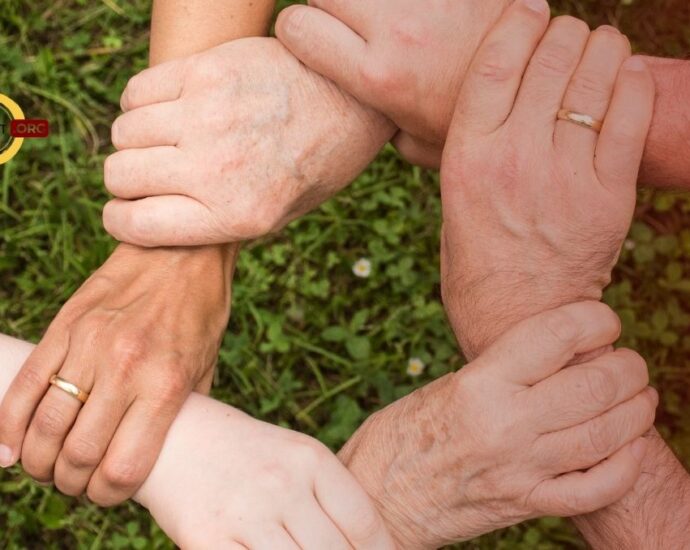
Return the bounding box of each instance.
[524,0,549,14]
[597,25,620,34]
[630,438,648,462]
[0,445,15,467]
[624,57,647,72]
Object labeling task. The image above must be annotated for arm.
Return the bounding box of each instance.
[436,7,690,549]
[276,1,690,188]
[0,334,395,548]
[638,57,690,189]
[0,0,274,506]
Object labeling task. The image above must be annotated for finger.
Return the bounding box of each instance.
[595,56,655,192]
[54,382,132,496]
[104,147,191,200]
[111,102,185,150]
[307,0,371,35]
[241,527,301,550]
[87,391,186,506]
[528,348,649,432]
[120,60,185,112]
[284,500,351,550]
[555,26,631,161]
[451,0,551,136]
[479,301,621,386]
[21,357,95,482]
[102,196,219,248]
[276,6,369,100]
[531,436,649,516]
[314,456,396,549]
[538,386,657,474]
[0,322,68,467]
[511,16,590,132]
[391,132,442,169]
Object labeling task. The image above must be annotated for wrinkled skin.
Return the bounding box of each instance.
[340,303,656,549]
[102,37,395,247]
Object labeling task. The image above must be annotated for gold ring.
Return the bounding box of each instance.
[557,109,603,133]
[49,375,89,404]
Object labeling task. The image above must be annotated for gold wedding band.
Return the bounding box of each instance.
[49,375,90,404]
[557,109,603,133]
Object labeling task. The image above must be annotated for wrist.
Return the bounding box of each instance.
[444,269,602,359]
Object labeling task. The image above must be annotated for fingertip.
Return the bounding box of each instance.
[276,5,309,41]
[629,436,648,463]
[522,0,550,16]
[0,444,17,468]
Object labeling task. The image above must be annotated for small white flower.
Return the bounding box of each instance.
[352,258,372,278]
[406,357,426,377]
[624,239,636,251]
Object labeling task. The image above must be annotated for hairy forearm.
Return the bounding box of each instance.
[573,428,690,549]
[639,56,690,189]
[451,295,690,547]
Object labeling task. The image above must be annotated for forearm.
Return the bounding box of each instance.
[150,0,275,65]
[112,0,278,307]
[639,56,690,189]
[573,428,690,549]
[449,293,690,547]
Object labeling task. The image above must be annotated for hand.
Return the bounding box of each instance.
[438,3,655,358]
[0,244,235,505]
[339,302,657,549]
[135,393,396,549]
[102,37,395,247]
[276,0,512,167]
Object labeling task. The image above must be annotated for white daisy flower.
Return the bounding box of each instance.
[623,239,636,251]
[406,357,426,377]
[352,258,372,278]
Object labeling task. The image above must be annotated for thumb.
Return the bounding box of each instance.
[478,301,622,386]
[276,6,370,104]
[103,197,224,247]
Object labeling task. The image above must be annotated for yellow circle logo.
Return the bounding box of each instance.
[0,94,25,165]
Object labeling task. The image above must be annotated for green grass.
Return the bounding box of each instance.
[1,0,689,548]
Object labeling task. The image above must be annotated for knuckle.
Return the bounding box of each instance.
[533,42,576,75]
[553,15,590,37]
[472,43,517,83]
[569,71,610,98]
[359,60,403,94]
[13,363,48,395]
[583,366,617,408]
[112,334,146,372]
[586,415,615,456]
[63,437,103,469]
[156,369,190,402]
[34,404,68,438]
[100,459,144,490]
